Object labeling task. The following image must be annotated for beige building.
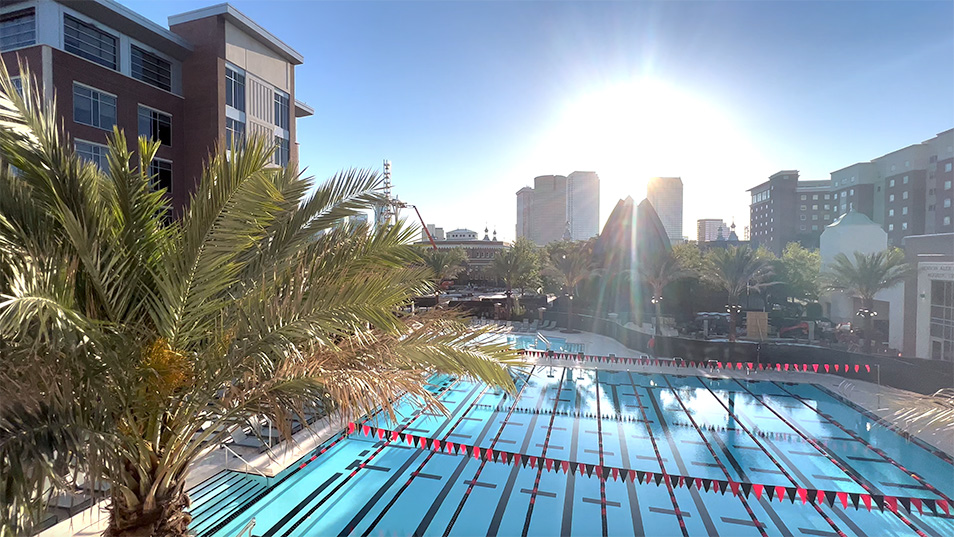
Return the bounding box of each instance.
[647,177,683,243]
[515,172,600,246]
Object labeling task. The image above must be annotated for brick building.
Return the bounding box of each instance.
[1,0,313,212]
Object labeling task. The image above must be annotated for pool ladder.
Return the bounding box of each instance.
[234,517,255,537]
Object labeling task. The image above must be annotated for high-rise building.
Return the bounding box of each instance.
[697,219,728,242]
[646,177,683,243]
[1,0,313,214]
[515,171,599,246]
[566,171,600,240]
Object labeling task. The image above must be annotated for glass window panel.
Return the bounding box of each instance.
[0,9,36,51]
[64,14,117,70]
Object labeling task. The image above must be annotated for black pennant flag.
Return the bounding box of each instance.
[601,467,611,481]
[873,495,886,511]
[806,489,818,504]
[399,432,407,443]
[787,487,798,503]
[923,499,937,515]
[824,491,838,507]
[669,475,679,487]
[899,497,911,513]
[569,462,578,475]
[637,471,646,484]
[765,486,775,501]
[654,473,664,486]
[585,464,594,478]
[741,483,753,498]
[702,479,712,492]
[520,456,528,468]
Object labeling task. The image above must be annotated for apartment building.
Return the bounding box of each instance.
[696,218,728,242]
[0,0,313,213]
[747,170,799,255]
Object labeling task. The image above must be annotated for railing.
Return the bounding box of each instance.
[234,517,255,537]
[222,444,268,479]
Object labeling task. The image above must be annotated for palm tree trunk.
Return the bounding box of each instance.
[564,291,574,333]
[861,297,873,354]
[728,312,737,343]
[106,482,191,537]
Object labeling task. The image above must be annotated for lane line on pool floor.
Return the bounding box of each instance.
[608,380,646,535]
[731,378,934,537]
[594,370,609,537]
[660,374,770,537]
[521,366,570,537]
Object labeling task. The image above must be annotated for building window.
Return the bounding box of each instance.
[824,194,830,200]
[812,204,818,210]
[10,76,22,95]
[946,162,953,172]
[131,46,172,92]
[905,160,910,168]
[800,205,807,211]
[812,214,818,221]
[945,198,952,208]
[226,118,245,148]
[75,140,109,170]
[901,222,908,231]
[274,136,289,166]
[800,195,806,200]
[849,188,854,196]
[888,224,894,231]
[945,216,952,226]
[945,180,952,190]
[0,9,35,51]
[812,225,818,231]
[800,225,806,231]
[903,175,909,184]
[902,207,908,215]
[225,67,245,111]
[148,159,172,192]
[800,215,806,221]
[138,106,171,146]
[274,91,290,130]
[824,204,830,210]
[889,179,895,187]
[888,209,894,217]
[73,83,116,130]
[889,194,895,202]
[812,195,818,200]
[841,191,846,198]
[902,191,909,200]
[64,14,118,70]
[824,214,830,220]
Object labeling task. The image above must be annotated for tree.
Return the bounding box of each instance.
[490,237,540,317]
[704,246,775,342]
[546,241,595,332]
[421,247,467,292]
[775,242,821,306]
[638,250,694,336]
[0,66,519,536]
[824,248,914,353]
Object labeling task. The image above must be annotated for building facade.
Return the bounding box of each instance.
[646,176,683,243]
[747,170,799,255]
[414,227,507,270]
[697,218,728,242]
[515,171,600,246]
[902,233,954,361]
[1,0,312,213]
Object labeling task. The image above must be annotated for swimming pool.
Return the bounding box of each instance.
[188,367,953,537]
[506,333,584,354]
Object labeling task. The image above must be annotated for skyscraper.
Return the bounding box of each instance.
[515,172,600,246]
[647,177,684,243]
[697,219,728,242]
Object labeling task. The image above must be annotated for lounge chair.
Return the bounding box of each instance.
[528,320,539,332]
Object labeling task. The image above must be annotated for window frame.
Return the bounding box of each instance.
[225,67,246,112]
[63,13,118,70]
[75,139,110,170]
[138,105,172,146]
[148,157,173,193]
[73,82,117,130]
[0,8,36,51]
[131,45,172,92]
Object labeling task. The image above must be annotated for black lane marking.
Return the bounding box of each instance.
[462,417,482,421]
[462,480,497,489]
[520,488,557,498]
[611,383,645,536]
[584,448,615,456]
[811,474,855,483]
[880,481,929,490]
[521,368,569,537]
[448,433,472,438]
[734,445,762,451]
[681,440,707,445]
[560,381,584,537]
[789,451,825,457]
[636,454,664,461]
[798,528,839,537]
[260,472,342,537]
[847,456,891,463]
[403,427,430,433]
[690,461,722,468]
[416,473,442,480]
[594,370,609,537]
[582,497,622,508]
[495,438,516,444]
[722,517,767,528]
[749,467,785,475]
[649,507,692,518]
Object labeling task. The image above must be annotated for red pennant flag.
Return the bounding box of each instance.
[797,488,808,504]
[911,498,922,514]
[803,364,809,372]
[753,484,764,500]
[865,364,871,373]
[834,364,840,372]
[885,496,897,513]
[726,362,733,370]
[758,363,764,371]
[862,494,873,511]
[735,362,742,370]
[717,362,723,368]
[747,363,753,370]
[730,481,740,497]
[514,453,521,466]
[529,456,537,468]
[347,422,356,435]
[784,364,789,371]
[816,490,826,505]
[812,364,819,373]
[432,438,440,450]
[645,472,653,484]
[824,364,830,373]
[501,452,509,464]
[406,434,415,446]
[844,364,848,372]
[446,442,455,454]
[629,470,637,483]
[486,448,494,461]
[420,436,428,449]
[579,464,585,476]
[695,478,703,490]
[362,424,370,436]
[938,499,950,515]
[391,431,399,441]
[775,486,786,502]
[854,365,860,373]
[378,428,386,440]
[678,476,686,488]
[473,446,481,459]
[459,444,468,455]
[837,492,848,509]
[545,458,553,472]
[612,468,619,481]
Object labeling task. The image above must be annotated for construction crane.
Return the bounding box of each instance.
[374,160,438,250]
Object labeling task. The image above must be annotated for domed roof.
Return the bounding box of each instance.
[826,208,879,229]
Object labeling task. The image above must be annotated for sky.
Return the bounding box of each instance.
[119,0,954,242]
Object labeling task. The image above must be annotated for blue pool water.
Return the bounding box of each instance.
[506,334,584,354]
[188,367,954,537]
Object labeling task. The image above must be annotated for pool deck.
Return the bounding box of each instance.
[40,327,952,536]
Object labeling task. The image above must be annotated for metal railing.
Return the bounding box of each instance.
[234,517,256,537]
[222,444,268,479]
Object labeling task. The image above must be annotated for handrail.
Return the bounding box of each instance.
[234,517,255,537]
[222,444,268,479]
[536,333,551,350]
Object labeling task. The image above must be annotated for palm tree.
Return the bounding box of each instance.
[0,65,518,536]
[638,250,694,336]
[547,243,595,333]
[825,249,913,353]
[704,246,774,342]
[421,247,467,292]
[490,238,540,318]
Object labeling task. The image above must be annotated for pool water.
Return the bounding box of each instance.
[188,367,953,537]
[506,334,584,354]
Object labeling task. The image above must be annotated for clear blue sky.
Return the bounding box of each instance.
[121,0,954,241]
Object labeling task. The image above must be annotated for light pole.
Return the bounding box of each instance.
[651,295,663,336]
[856,308,878,353]
[726,303,743,342]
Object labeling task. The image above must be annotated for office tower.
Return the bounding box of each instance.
[1,0,313,214]
[566,171,600,240]
[646,177,683,243]
[515,171,600,246]
[697,219,728,242]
